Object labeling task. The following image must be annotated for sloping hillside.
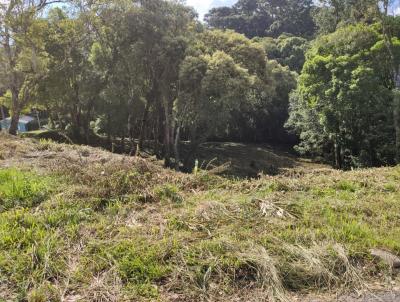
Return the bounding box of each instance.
[194,142,329,177]
[0,133,399,302]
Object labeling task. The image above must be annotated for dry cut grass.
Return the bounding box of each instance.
[0,133,399,302]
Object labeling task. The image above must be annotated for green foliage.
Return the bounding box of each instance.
[312,0,379,34]
[0,91,11,110]
[259,34,309,73]
[0,1,51,134]
[177,30,269,167]
[205,0,316,38]
[177,29,293,165]
[2,0,400,169]
[287,24,397,168]
[38,8,103,142]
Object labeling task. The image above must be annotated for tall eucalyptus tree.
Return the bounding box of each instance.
[0,0,61,134]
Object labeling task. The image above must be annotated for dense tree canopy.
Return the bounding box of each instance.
[287,24,398,168]
[176,29,296,167]
[257,34,309,73]
[1,0,400,170]
[205,0,316,38]
[312,0,379,34]
[0,0,53,135]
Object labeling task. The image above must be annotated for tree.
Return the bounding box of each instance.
[36,7,102,143]
[177,50,255,169]
[312,0,379,34]
[176,30,280,169]
[257,34,309,73]
[85,0,196,165]
[88,2,148,148]
[0,0,59,135]
[379,1,400,163]
[205,0,316,39]
[287,24,397,168]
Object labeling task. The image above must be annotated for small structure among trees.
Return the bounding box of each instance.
[0,115,38,133]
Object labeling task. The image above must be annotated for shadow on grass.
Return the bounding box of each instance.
[188,142,300,178]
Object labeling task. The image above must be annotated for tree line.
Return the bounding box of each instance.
[1,0,400,170]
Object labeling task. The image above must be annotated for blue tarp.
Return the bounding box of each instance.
[0,115,36,132]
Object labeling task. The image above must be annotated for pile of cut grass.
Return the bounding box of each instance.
[0,135,399,301]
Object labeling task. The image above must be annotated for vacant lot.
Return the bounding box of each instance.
[0,133,399,301]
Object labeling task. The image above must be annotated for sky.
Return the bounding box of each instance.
[186,0,235,20]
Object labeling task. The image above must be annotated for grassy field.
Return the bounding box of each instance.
[0,133,399,301]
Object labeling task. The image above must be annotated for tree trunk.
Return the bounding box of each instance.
[173,125,181,171]
[4,26,19,136]
[0,106,5,122]
[393,89,400,163]
[9,111,20,135]
[121,135,126,153]
[334,139,342,169]
[153,110,162,158]
[107,113,112,150]
[9,89,20,135]
[128,112,135,155]
[83,99,95,145]
[35,110,41,129]
[163,102,172,167]
[83,118,90,145]
[137,102,150,156]
[71,105,81,142]
[58,112,66,130]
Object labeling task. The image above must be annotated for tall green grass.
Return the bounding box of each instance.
[0,169,53,211]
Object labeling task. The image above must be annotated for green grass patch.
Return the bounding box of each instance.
[0,168,54,212]
[1,136,400,301]
[0,209,67,299]
[155,184,183,204]
[79,237,179,299]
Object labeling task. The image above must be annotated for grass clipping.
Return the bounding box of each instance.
[0,135,398,301]
[238,245,289,302]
